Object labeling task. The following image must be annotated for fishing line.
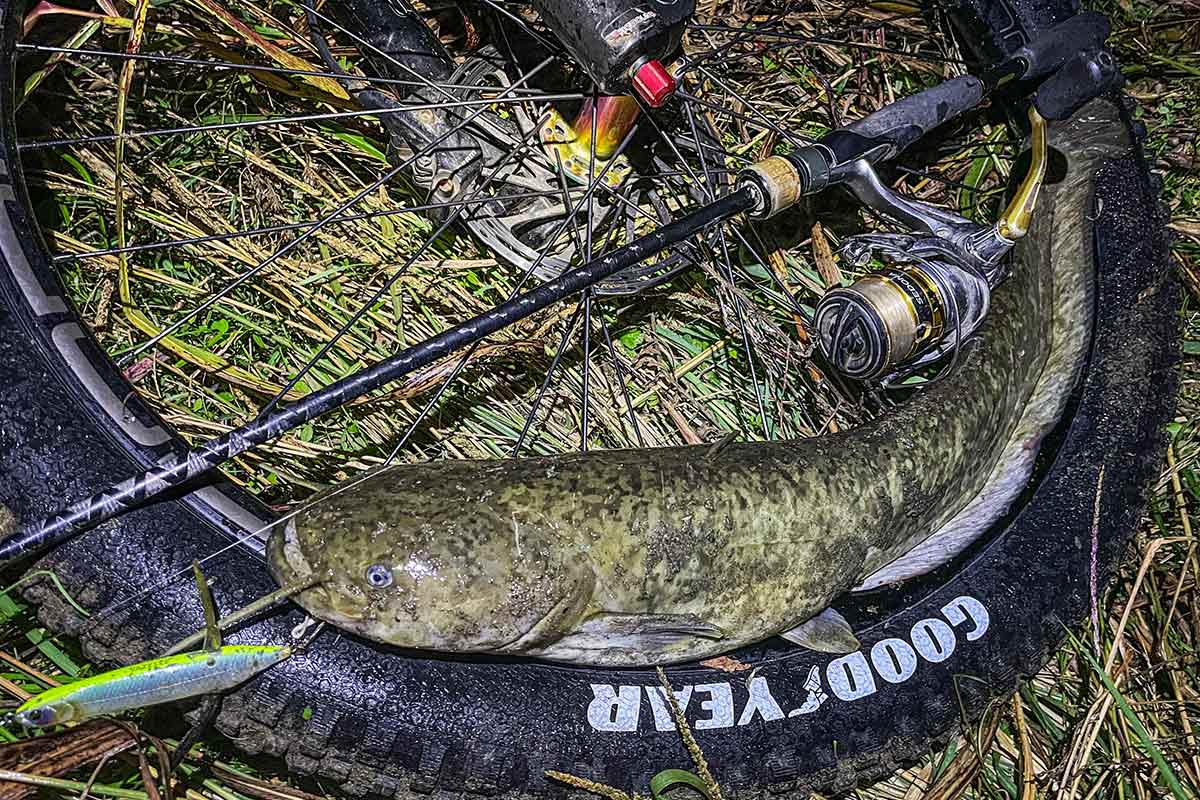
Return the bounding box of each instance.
[72,463,386,640]
[56,117,669,643]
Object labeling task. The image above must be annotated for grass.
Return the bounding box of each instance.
[1,0,1199,797]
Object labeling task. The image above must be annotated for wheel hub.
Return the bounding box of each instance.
[538,96,639,188]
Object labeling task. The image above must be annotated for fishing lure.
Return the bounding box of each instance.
[7,644,290,730]
[5,562,292,733]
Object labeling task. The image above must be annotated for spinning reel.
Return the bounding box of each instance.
[738,101,1049,383]
[323,0,1102,377]
[816,107,1047,384]
[735,7,1118,384]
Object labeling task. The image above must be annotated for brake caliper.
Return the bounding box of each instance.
[528,0,688,105]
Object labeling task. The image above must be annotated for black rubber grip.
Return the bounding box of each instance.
[1012,11,1111,81]
[1034,48,1121,120]
[843,74,985,157]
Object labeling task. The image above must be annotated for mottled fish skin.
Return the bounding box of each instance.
[855,103,1124,589]
[268,102,1129,666]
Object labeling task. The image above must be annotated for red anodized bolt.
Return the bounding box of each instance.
[631,59,676,107]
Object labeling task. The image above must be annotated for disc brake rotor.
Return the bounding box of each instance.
[446,49,720,295]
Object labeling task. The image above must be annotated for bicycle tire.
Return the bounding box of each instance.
[0,0,1181,797]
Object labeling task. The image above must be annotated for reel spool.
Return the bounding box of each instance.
[814,234,993,382]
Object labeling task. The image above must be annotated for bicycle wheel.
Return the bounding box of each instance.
[0,0,1180,796]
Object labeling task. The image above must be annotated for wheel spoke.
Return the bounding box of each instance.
[682,97,773,439]
[15,43,568,95]
[688,9,925,52]
[578,92,601,451]
[511,296,585,456]
[114,57,556,366]
[693,65,813,150]
[299,2,459,105]
[116,160,403,362]
[580,290,593,451]
[19,0,1017,494]
[52,189,584,263]
[724,224,813,323]
[718,220,821,435]
[257,113,550,417]
[470,0,566,56]
[20,92,583,151]
[384,119,643,464]
[673,90,805,152]
[595,305,645,447]
[686,23,970,66]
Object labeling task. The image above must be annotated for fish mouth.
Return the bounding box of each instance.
[301,584,368,627]
[266,520,371,631]
[268,519,315,584]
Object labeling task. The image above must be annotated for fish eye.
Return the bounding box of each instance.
[365,564,393,588]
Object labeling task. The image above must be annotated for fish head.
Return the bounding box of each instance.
[267,494,595,655]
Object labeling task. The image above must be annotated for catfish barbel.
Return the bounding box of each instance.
[266,106,1113,666]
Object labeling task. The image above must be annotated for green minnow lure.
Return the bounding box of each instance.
[8,644,290,729]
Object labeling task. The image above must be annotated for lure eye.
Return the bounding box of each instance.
[365,564,393,588]
[17,706,53,728]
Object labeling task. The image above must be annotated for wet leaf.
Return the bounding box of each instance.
[25,629,81,677]
[959,155,992,217]
[698,655,752,673]
[650,770,713,800]
[186,0,350,99]
[811,222,842,288]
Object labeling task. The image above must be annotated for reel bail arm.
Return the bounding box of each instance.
[736,98,1049,382]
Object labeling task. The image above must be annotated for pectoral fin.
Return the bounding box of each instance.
[779,608,860,654]
[531,611,727,663]
[581,612,727,643]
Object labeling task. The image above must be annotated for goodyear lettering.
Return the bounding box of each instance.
[941,595,989,640]
[693,683,734,729]
[587,684,640,732]
[870,637,918,684]
[737,676,785,725]
[585,595,991,733]
[911,617,956,662]
[827,650,876,701]
[645,685,693,731]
